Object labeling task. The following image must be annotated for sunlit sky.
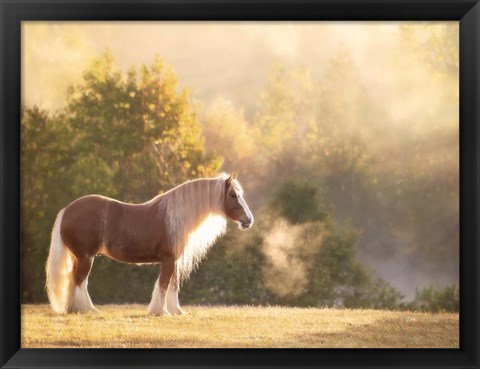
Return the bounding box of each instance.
[22,21,448,114]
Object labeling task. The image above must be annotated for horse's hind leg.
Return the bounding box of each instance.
[148,256,174,315]
[68,256,97,313]
[167,265,185,315]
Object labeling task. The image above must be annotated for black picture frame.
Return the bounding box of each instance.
[1,0,479,368]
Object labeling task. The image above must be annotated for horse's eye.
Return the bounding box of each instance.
[230,193,237,198]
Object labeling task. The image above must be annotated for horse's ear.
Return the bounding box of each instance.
[226,172,238,185]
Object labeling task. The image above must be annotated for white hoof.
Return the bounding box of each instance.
[147,306,171,316]
[171,306,185,315]
[67,282,97,313]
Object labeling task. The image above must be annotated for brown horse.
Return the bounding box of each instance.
[45,173,253,315]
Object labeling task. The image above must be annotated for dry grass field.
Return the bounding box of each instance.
[22,304,458,348]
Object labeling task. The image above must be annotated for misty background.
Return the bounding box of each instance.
[21,22,458,310]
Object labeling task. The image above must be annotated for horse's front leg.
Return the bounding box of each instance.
[167,264,185,315]
[147,256,174,315]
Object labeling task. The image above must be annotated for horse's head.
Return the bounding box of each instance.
[223,172,254,230]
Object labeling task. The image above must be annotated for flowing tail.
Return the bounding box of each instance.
[45,209,74,313]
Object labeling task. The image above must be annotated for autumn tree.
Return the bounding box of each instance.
[254,64,317,176]
[382,25,459,274]
[201,97,260,197]
[64,51,221,201]
[21,51,222,302]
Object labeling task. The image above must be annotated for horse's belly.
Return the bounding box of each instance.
[100,240,163,264]
[102,219,167,264]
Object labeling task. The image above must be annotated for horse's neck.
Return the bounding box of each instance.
[164,178,224,228]
[184,179,223,220]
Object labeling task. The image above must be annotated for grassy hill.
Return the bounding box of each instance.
[21,304,458,348]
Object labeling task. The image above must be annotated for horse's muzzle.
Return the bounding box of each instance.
[240,219,253,230]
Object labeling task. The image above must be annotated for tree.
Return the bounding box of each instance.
[382,25,459,273]
[254,64,317,176]
[180,225,269,305]
[267,178,330,224]
[21,51,222,303]
[201,97,260,196]
[21,107,74,301]
[64,51,221,201]
[262,180,404,308]
[407,284,459,312]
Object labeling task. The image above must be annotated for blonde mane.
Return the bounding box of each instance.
[159,173,234,282]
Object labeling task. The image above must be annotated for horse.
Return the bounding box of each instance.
[45,172,253,315]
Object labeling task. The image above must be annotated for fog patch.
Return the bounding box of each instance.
[261,217,326,298]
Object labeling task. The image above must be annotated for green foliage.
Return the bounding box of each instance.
[254,65,317,176]
[21,108,75,302]
[181,232,270,305]
[64,51,221,201]
[304,223,403,309]
[366,278,406,310]
[21,51,221,302]
[268,179,330,224]
[407,284,459,312]
[88,259,158,304]
[264,180,368,307]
